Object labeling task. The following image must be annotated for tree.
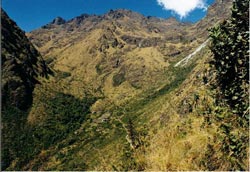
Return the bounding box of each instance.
[209,0,249,117]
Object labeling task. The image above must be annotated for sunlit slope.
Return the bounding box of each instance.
[21,44,212,170]
[2,0,238,170]
[26,0,232,107]
[27,10,195,106]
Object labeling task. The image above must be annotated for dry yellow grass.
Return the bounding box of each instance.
[145,114,216,170]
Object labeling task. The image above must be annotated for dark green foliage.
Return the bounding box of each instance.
[33,92,96,149]
[205,0,249,170]
[215,110,248,170]
[113,72,126,86]
[209,0,249,116]
[95,63,103,74]
[140,63,195,107]
[45,57,54,65]
[1,9,52,170]
[220,127,247,170]
[1,106,28,170]
[57,71,71,79]
[156,65,195,97]
[112,63,196,127]
[119,143,138,171]
[1,92,96,170]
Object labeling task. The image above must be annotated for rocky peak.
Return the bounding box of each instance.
[105,9,126,19]
[104,9,144,20]
[76,13,90,20]
[146,16,163,22]
[68,13,90,25]
[51,16,66,25]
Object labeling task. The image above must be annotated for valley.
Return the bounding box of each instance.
[1,0,249,171]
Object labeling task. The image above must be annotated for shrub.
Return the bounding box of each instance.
[209,0,249,116]
[113,72,125,86]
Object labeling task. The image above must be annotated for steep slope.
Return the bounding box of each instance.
[27,0,232,108]
[27,12,191,111]
[1,9,51,110]
[191,0,233,38]
[146,1,249,170]
[2,0,239,170]
[1,9,52,170]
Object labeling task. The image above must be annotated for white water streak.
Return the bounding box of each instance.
[174,39,210,67]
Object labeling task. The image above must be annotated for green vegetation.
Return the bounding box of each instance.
[45,57,54,65]
[200,0,249,170]
[2,0,248,170]
[112,72,126,86]
[95,63,103,74]
[56,71,72,79]
[209,0,249,116]
[121,63,196,118]
[153,64,195,97]
[2,106,28,170]
[34,92,96,149]
[2,90,96,170]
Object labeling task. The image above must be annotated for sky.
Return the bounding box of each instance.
[2,0,215,32]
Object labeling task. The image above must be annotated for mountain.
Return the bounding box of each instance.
[3,0,248,171]
[192,0,233,38]
[1,8,52,170]
[27,0,232,107]
[1,9,51,110]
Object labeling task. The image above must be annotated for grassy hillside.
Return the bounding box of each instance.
[25,0,233,109]
[7,44,248,171]
[2,0,248,171]
[4,45,238,171]
[4,52,197,170]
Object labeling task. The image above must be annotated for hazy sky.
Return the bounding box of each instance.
[2,0,215,32]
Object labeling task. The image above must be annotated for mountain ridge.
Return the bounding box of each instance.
[1,9,52,110]
[40,9,184,30]
[3,0,247,171]
[26,0,232,107]
[34,0,232,34]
